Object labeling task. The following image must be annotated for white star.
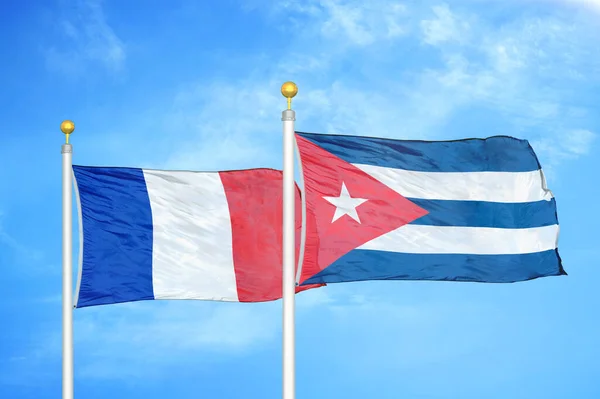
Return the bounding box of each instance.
[323,182,368,223]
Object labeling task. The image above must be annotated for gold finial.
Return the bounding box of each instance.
[281,81,298,110]
[60,120,75,144]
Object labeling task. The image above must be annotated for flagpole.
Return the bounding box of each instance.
[281,81,298,399]
[61,120,75,399]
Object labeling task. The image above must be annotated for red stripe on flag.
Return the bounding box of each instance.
[219,169,322,302]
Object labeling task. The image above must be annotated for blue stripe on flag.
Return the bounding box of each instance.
[409,198,558,228]
[73,166,155,308]
[296,132,541,172]
[302,249,565,285]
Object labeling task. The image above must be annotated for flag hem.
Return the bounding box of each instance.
[294,133,307,285]
[72,169,85,309]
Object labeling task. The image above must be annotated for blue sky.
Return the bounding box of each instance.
[1,0,600,398]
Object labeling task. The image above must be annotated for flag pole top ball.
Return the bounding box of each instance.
[60,120,75,144]
[281,81,298,110]
[281,81,298,98]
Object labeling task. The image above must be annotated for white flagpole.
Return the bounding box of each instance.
[61,120,75,399]
[281,82,298,399]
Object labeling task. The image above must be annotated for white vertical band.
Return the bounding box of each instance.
[282,108,296,399]
[62,144,74,399]
[142,170,239,301]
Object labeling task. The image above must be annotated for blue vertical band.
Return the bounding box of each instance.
[73,166,155,308]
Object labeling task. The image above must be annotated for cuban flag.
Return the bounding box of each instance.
[73,166,320,308]
[295,132,565,286]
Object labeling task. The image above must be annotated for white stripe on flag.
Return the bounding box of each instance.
[359,224,559,255]
[143,170,239,301]
[355,164,553,203]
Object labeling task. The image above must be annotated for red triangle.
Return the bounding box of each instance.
[297,135,429,284]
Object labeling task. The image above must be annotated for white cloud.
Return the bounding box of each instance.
[71,79,284,171]
[277,0,408,46]
[553,0,600,13]
[530,129,596,175]
[158,81,285,171]
[72,1,598,176]
[563,129,596,155]
[421,4,470,45]
[320,0,408,44]
[413,5,599,173]
[46,0,125,74]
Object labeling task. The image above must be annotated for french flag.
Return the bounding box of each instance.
[295,132,565,286]
[73,166,320,308]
